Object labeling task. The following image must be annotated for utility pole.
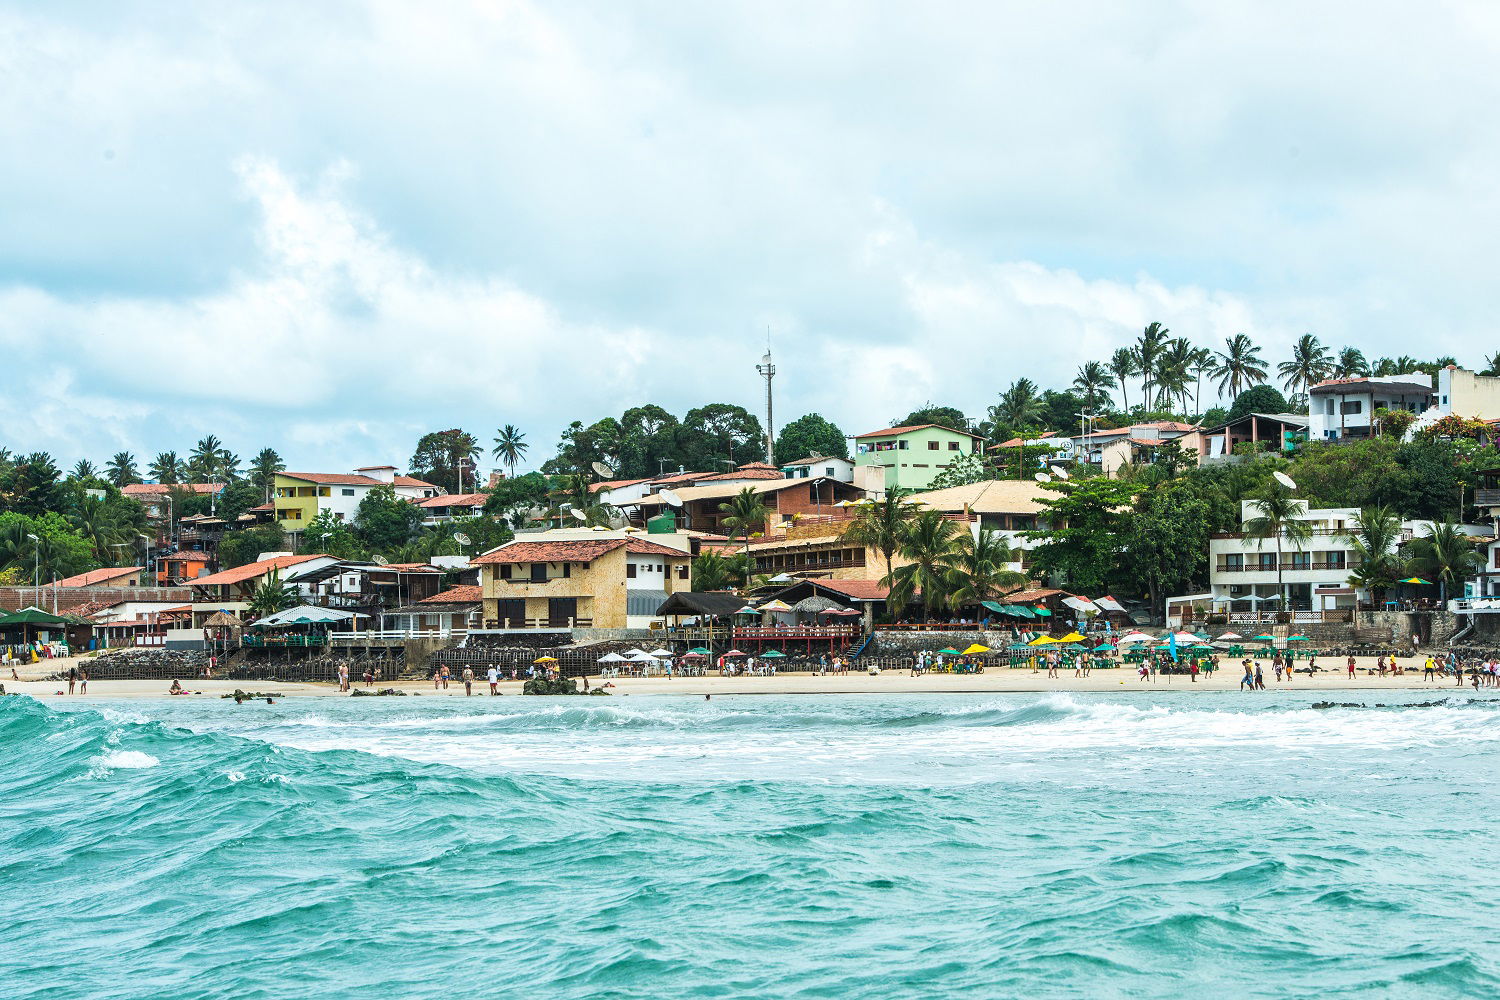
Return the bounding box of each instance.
[757,342,776,466]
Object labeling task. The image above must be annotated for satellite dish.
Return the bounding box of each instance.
[453,532,471,546]
[571,509,588,521]
[1273,471,1297,490]
[1050,466,1071,480]
[372,554,389,566]
[592,461,616,479]
[1034,472,1052,483]
[659,489,683,508]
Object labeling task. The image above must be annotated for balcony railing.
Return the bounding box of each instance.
[1215,562,1352,573]
[1212,528,1353,539]
[479,618,594,629]
[1476,489,1500,507]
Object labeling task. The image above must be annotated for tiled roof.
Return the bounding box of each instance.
[589,477,652,493]
[781,455,846,466]
[806,579,890,601]
[472,539,627,565]
[418,585,482,605]
[394,475,439,489]
[855,423,984,440]
[280,472,385,486]
[353,465,397,471]
[696,466,784,481]
[161,551,212,562]
[652,471,713,486]
[912,480,1051,515]
[417,492,489,508]
[1310,377,1432,395]
[996,431,1060,448]
[122,483,225,495]
[624,538,689,558]
[186,554,327,588]
[245,502,274,512]
[1004,587,1068,602]
[53,567,141,587]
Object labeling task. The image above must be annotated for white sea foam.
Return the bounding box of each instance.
[88,749,160,776]
[226,771,246,783]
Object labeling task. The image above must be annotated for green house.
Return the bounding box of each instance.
[852,423,987,491]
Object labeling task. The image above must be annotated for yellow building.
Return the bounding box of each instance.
[272,469,440,535]
[473,534,691,629]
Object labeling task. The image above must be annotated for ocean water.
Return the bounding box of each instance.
[4,691,1500,999]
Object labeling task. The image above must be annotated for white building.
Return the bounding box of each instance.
[910,480,1056,572]
[1307,374,1434,442]
[780,455,855,483]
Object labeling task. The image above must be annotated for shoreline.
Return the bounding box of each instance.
[3,655,1482,700]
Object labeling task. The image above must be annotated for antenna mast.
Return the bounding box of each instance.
[756,333,776,466]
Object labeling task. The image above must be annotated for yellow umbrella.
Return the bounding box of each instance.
[758,599,794,612]
[1027,636,1056,646]
[1058,631,1087,643]
[533,655,558,663]
[962,643,990,655]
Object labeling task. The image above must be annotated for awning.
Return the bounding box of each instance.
[253,605,370,627]
[1032,607,1052,617]
[1061,596,1098,613]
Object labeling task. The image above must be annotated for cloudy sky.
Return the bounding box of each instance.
[3,1,1498,475]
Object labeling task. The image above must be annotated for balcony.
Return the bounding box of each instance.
[1476,489,1500,508]
[1215,561,1352,574]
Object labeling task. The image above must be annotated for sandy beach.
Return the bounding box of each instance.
[4,653,1473,699]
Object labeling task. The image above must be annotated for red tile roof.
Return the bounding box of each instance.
[995,431,1059,449]
[280,472,384,486]
[394,475,439,489]
[419,585,482,604]
[53,567,141,588]
[653,471,713,485]
[417,493,489,508]
[161,551,212,563]
[472,539,627,565]
[589,477,652,493]
[696,467,783,481]
[123,483,225,495]
[855,423,984,440]
[353,465,397,471]
[245,502,274,512]
[372,563,444,573]
[186,554,328,588]
[806,579,890,601]
[624,538,690,558]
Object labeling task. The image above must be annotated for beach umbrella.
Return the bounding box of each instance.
[758,599,793,612]
[1251,634,1276,642]
[533,655,558,663]
[1399,577,1433,585]
[680,651,707,658]
[1027,636,1056,646]
[624,647,650,656]
[1031,607,1052,617]
[961,643,990,655]
[1006,642,1034,651]
[1215,632,1243,641]
[648,648,674,657]
[625,650,656,661]
[723,649,746,657]
[1171,631,1200,643]
[1058,631,1087,643]
[597,652,627,663]
[938,647,962,654]
[1092,643,1113,652]
[761,649,786,658]
[734,605,759,615]
[1117,631,1154,644]
[1285,635,1310,642]
[1193,630,1211,640]
[688,647,713,654]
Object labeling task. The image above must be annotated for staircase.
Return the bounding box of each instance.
[846,631,875,661]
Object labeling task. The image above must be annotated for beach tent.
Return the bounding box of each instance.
[1215,632,1243,641]
[961,643,990,655]
[597,652,628,663]
[202,611,246,629]
[761,649,786,658]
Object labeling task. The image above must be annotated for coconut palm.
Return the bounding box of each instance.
[1244,490,1315,609]
[1344,505,1402,605]
[1481,352,1500,377]
[1211,333,1269,400]
[1107,347,1139,411]
[105,451,140,487]
[246,569,300,619]
[1334,347,1369,378]
[689,549,736,591]
[885,509,963,617]
[249,448,285,502]
[940,528,1029,611]
[1278,333,1334,404]
[1134,322,1171,409]
[993,378,1045,429]
[1406,521,1483,604]
[841,489,919,589]
[69,460,99,482]
[1071,362,1113,412]
[188,435,224,480]
[69,496,125,562]
[492,424,529,481]
[149,452,185,485]
[1154,338,1197,413]
[719,487,771,586]
[1191,346,1215,418]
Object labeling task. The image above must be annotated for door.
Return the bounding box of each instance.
[548,598,577,627]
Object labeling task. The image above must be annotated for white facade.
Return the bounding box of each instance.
[781,457,855,483]
[1308,374,1433,441]
[1208,503,1364,612]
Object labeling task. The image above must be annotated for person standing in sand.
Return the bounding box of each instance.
[487,665,498,695]
[78,668,87,695]
[462,666,474,696]
[1347,656,1357,680]
[67,666,77,694]
[338,663,349,692]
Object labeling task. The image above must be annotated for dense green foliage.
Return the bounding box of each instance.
[773,413,849,462]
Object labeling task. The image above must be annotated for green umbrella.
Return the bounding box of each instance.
[761,649,786,658]
[0,608,69,626]
[938,647,962,654]
[1007,643,1035,652]
[689,647,713,655]
[1400,577,1433,585]
[1251,634,1276,642]
[1286,635,1310,642]
[1031,607,1052,617]
[1092,643,1114,652]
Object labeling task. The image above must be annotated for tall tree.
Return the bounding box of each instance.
[246,569,299,619]
[1024,479,1136,594]
[105,451,140,487]
[1134,322,1170,410]
[893,404,969,433]
[1405,520,1483,604]
[249,447,285,502]
[1071,362,1113,412]
[1211,333,1269,401]
[70,460,99,482]
[1334,347,1370,378]
[410,429,482,494]
[886,509,962,618]
[1154,338,1196,413]
[1243,490,1314,608]
[1344,505,1402,605]
[840,489,919,589]
[492,424,529,480]
[939,528,1029,611]
[188,435,226,481]
[1278,333,1334,404]
[681,404,765,470]
[773,413,849,463]
[1107,347,1139,412]
[993,378,1045,429]
[149,451,184,485]
[718,487,771,586]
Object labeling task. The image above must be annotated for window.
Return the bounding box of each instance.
[562,563,571,579]
[948,441,960,451]
[898,440,909,450]
[626,563,637,579]
[1340,401,1362,415]
[676,565,689,580]
[499,565,512,580]
[530,564,548,583]
[1225,553,1243,571]
[1288,552,1310,569]
[342,488,355,496]
[1325,399,1335,415]
[1258,553,1276,570]
[928,440,940,450]
[318,487,330,497]
[825,467,836,477]
[1326,552,1346,569]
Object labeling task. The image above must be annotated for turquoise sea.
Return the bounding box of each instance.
[4,690,1500,999]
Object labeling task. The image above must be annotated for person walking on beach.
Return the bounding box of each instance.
[440,665,451,690]
[338,662,349,692]
[78,668,87,695]
[1241,662,1255,691]
[462,666,474,696]
[487,664,498,695]
[432,668,441,690]
[1423,655,1436,682]
[1190,658,1200,682]
[1254,663,1265,690]
[67,666,77,695]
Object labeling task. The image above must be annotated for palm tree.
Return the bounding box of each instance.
[689,550,736,591]
[1071,362,1112,412]
[993,378,1045,429]
[105,451,140,487]
[1154,338,1196,413]
[70,460,99,482]
[719,487,771,586]
[939,528,1029,612]
[886,509,962,618]
[1334,347,1369,378]
[249,448,285,502]
[1480,352,1500,377]
[1107,348,1139,411]
[1134,322,1170,409]
[1211,333,1268,400]
[492,425,529,481]
[1191,346,1215,418]
[840,489,919,589]
[1278,333,1335,405]
[188,435,239,481]
[149,452,184,485]
[246,569,299,619]
[1243,490,1314,609]
[1344,505,1402,605]
[69,496,126,563]
[1406,521,1483,604]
